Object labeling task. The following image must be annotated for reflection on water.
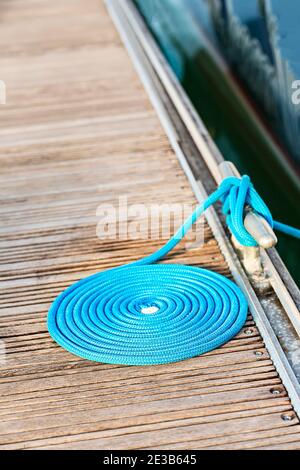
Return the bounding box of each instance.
[135,0,300,285]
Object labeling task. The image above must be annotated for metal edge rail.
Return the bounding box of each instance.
[105,0,300,416]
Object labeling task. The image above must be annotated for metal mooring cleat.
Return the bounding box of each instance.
[218,161,277,277]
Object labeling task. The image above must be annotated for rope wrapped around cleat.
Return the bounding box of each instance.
[48,176,300,365]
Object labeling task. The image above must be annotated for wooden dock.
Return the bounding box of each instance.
[1,0,300,449]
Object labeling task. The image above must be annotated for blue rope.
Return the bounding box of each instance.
[273,221,300,239]
[47,175,300,365]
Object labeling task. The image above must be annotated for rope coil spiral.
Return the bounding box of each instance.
[48,176,300,365]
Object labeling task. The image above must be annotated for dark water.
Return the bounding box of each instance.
[135,0,300,286]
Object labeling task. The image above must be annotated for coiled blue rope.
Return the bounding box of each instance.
[48,175,300,365]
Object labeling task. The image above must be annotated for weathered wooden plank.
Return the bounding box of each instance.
[153,426,300,450]
[22,414,297,450]
[0,379,285,422]
[0,406,293,449]
[0,374,281,414]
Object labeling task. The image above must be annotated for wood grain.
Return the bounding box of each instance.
[0,0,299,450]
